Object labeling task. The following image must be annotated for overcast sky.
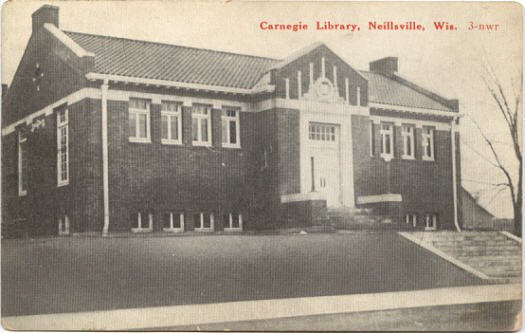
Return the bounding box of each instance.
[1,1,522,218]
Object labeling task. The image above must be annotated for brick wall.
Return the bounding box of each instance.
[352,114,460,230]
[105,97,262,232]
[275,108,301,196]
[2,28,89,126]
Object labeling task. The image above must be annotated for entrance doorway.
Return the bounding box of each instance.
[309,123,341,207]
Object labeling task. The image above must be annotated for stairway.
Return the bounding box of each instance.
[400,231,522,281]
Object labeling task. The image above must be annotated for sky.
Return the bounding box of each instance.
[1,1,522,218]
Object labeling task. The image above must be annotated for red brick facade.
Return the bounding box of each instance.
[1,6,463,236]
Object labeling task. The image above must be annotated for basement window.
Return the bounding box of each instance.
[223,212,242,231]
[424,213,438,231]
[58,215,70,236]
[131,212,153,232]
[405,213,417,227]
[194,212,214,231]
[163,212,184,232]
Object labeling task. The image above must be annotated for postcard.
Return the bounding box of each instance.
[1,1,522,331]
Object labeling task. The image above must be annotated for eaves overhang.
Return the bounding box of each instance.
[85,73,276,95]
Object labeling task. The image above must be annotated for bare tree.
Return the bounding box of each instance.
[472,61,522,236]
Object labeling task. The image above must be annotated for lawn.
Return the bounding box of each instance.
[2,232,485,317]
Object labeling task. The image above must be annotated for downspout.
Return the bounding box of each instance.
[101,79,110,236]
[451,117,461,232]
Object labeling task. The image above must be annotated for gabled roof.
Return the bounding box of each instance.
[60,30,453,111]
[64,31,280,89]
[360,71,453,112]
[461,187,495,218]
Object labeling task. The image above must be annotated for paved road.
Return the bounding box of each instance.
[2,232,486,316]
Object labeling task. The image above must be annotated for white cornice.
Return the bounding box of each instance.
[369,102,460,118]
[369,115,452,131]
[2,88,100,136]
[257,98,369,116]
[85,73,275,95]
[44,24,95,58]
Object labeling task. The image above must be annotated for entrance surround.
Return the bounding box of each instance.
[275,98,369,208]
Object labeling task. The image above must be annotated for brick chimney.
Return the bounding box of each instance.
[32,5,59,34]
[369,57,398,75]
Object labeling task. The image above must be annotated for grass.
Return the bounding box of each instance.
[2,232,485,317]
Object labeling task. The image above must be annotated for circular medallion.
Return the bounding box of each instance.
[315,78,334,101]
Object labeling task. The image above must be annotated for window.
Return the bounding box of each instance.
[131,212,153,232]
[18,131,28,196]
[192,105,212,146]
[380,123,394,159]
[222,109,240,148]
[422,127,435,161]
[58,215,70,235]
[129,98,150,142]
[370,121,375,157]
[405,213,417,227]
[161,101,182,144]
[424,213,438,230]
[402,125,415,159]
[309,123,337,142]
[194,212,214,231]
[57,109,69,186]
[223,212,242,231]
[163,212,184,232]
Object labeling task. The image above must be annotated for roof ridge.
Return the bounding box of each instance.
[62,30,282,62]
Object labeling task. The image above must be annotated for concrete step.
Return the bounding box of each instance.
[484,268,523,277]
[456,255,522,262]
[436,244,521,253]
[416,232,506,240]
[431,239,518,247]
[463,259,522,269]
[441,250,522,258]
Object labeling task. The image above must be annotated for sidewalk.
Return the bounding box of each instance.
[169,301,521,331]
[4,283,521,331]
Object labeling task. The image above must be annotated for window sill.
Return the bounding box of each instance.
[163,228,184,233]
[195,228,214,232]
[192,141,212,147]
[18,191,27,197]
[224,228,242,232]
[380,154,394,160]
[222,143,241,149]
[402,156,416,160]
[161,139,183,146]
[57,181,69,188]
[129,138,151,144]
[131,228,153,233]
[422,157,435,162]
